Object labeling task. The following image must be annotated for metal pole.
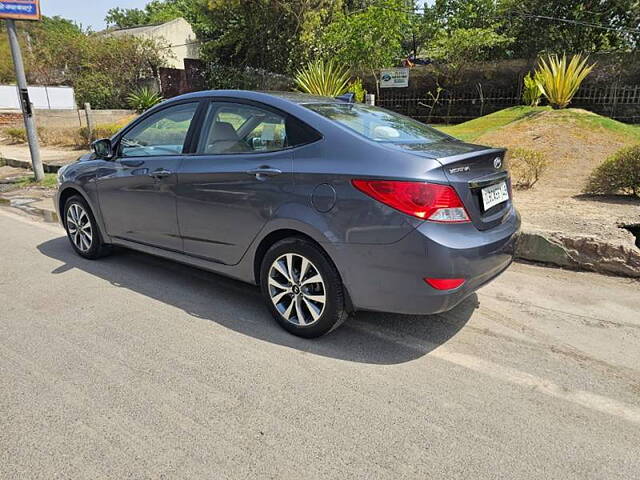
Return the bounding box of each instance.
[84,103,94,143]
[5,19,44,181]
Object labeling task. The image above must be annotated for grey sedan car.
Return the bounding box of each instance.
[56,90,520,338]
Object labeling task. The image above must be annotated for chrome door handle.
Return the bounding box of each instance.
[149,169,172,179]
[246,167,282,180]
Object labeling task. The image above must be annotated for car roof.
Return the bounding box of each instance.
[166,89,340,106]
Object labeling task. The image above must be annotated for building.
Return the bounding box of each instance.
[105,17,199,70]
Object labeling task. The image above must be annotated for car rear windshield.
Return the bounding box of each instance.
[304,103,449,144]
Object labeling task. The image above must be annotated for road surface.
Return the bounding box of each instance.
[1,207,639,479]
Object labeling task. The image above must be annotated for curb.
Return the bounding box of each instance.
[516,230,640,278]
[1,157,63,173]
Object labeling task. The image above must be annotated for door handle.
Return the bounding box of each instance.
[246,167,282,180]
[148,169,172,179]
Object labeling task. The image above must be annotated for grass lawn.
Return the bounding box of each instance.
[15,173,58,189]
[432,105,640,143]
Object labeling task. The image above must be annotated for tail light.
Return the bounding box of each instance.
[351,179,470,223]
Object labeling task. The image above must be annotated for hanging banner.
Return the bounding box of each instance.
[380,68,409,88]
[0,1,41,21]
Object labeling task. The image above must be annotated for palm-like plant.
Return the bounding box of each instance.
[294,59,350,97]
[127,87,163,113]
[535,54,595,109]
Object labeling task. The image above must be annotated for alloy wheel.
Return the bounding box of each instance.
[66,203,93,252]
[268,253,327,326]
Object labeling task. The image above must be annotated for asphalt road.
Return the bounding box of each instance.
[1,207,639,479]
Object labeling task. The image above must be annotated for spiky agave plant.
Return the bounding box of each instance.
[522,72,542,107]
[535,54,595,109]
[127,87,163,113]
[294,59,350,97]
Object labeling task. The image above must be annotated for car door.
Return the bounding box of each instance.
[96,101,200,251]
[176,100,312,265]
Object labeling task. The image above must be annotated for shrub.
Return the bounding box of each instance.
[535,54,595,109]
[522,72,542,107]
[294,59,350,97]
[507,148,549,189]
[78,123,122,145]
[3,126,47,144]
[3,127,27,143]
[584,145,640,197]
[75,72,120,109]
[127,87,163,113]
[346,77,367,102]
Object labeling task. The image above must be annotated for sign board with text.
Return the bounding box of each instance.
[380,68,409,88]
[0,1,41,21]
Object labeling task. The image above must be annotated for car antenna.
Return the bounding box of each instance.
[335,92,356,103]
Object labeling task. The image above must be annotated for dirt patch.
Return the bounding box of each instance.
[476,109,640,249]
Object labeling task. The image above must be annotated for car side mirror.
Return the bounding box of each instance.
[91,138,114,159]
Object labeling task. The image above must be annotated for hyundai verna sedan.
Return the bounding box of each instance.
[56,90,520,338]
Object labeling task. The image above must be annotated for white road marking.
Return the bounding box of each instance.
[351,323,640,425]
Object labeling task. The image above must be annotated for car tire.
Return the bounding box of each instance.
[63,195,111,260]
[260,237,348,338]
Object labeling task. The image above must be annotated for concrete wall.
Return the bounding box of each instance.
[0,109,135,129]
[0,85,76,110]
[107,18,200,70]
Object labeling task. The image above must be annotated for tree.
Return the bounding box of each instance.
[499,0,640,57]
[320,0,412,96]
[105,0,191,29]
[425,28,513,85]
[190,0,343,82]
[0,16,168,108]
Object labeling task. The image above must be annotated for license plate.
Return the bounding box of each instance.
[481,181,509,210]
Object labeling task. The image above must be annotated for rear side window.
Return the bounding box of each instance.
[196,102,321,155]
[304,103,448,144]
[120,102,198,157]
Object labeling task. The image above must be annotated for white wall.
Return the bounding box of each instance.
[0,85,76,110]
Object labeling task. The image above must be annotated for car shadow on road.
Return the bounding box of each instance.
[37,237,478,365]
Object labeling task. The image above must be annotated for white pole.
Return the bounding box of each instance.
[6,19,44,181]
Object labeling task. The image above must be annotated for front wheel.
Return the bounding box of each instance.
[63,195,110,260]
[260,238,348,338]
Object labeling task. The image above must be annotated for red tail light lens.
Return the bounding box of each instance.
[351,179,470,222]
[424,278,466,290]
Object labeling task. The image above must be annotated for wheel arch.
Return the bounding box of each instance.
[57,185,110,243]
[252,228,354,313]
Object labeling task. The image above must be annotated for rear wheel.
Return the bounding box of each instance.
[260,238,348,338]
[64,195,110,259]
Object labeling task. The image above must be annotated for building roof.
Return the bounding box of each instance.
[103,17,189,37]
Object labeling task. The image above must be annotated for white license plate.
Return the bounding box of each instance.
[481,181,509,210]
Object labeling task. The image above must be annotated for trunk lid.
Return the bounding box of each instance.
[386,140,512,231]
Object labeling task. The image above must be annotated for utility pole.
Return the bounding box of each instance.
[5,19,43,181]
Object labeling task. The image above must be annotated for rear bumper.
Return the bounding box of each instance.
[329,207,521,315]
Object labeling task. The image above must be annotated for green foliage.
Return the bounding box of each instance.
[425,27,512,84]
[193,0,342,77]
[105,0,189,28]
[320,0,411,92]
[0,17,168,109]
[15,173,58,189]
[127,87,164,113]
[346,78,367,103]
[74,72,118,109]
[498,0,640,58]
[522,72,542,107]
[507,148,549,189]
[294,60,350,97]
[535,54,595,109]
[584,145,640,197]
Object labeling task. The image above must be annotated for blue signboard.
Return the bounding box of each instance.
[0,1,41,21]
